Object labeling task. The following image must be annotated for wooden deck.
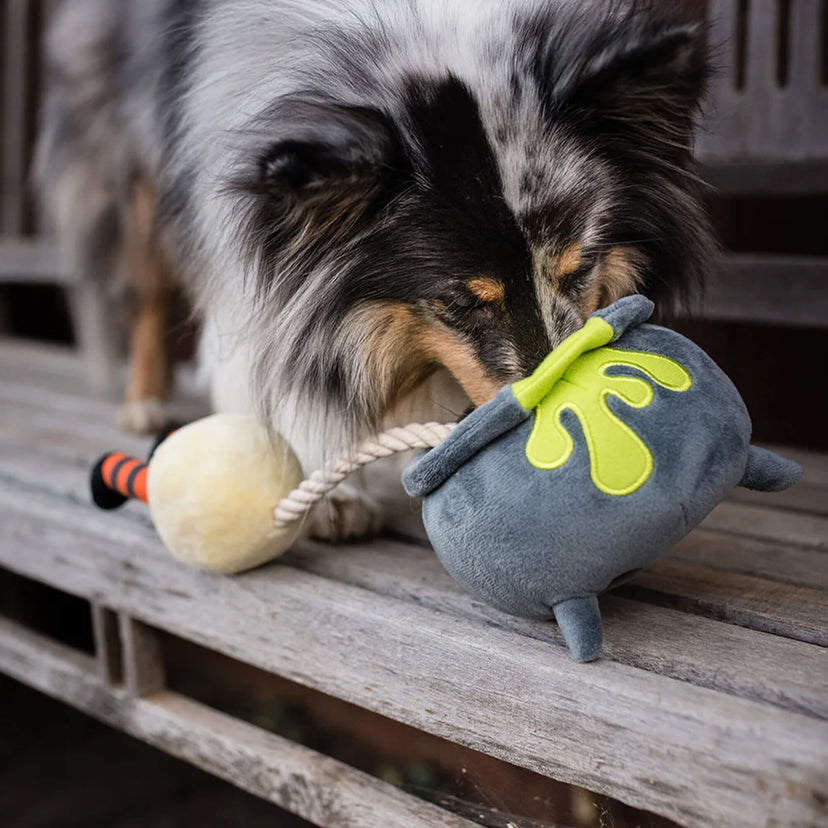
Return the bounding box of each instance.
[0,337,827,828]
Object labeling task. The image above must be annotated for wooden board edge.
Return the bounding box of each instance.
[0,616,479,828]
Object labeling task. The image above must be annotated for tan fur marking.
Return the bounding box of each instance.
[556,242,583,279]
[417,325,502,405]
[582,246,646,317]
[351,301,502,409]
[358,303,424,398]
[603,246,646,300]
[122,179,174,406]
[467,277,505,305]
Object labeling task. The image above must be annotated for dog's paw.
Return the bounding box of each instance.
[306,483,384,542]
[118,398,170,435]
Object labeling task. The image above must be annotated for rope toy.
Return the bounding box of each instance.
[90,296,801,661]
[91,414,455,574]
[273,422,455,527]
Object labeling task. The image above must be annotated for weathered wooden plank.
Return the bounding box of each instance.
[0,618,478,828]
[2,367,827,688]
[727,481,828,518]
[632,559,828,645]
[690,254,828,328]
[1,0,33,235]
[119,615,166,698]
[1,480,827,827]
[701,500,828,552]
[3,423,827,722]
[3,430,827,719]
[0,344,207,421]
[280,538,828,720]
[0,239,66,282]
[388,500,828,645]
[91,604,122,685]
[728,445,828,516]
[0,337,96,383]
[671,529,828,591]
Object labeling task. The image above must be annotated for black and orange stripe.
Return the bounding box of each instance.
[90,451,149,510]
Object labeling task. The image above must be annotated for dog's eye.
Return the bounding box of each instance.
[561,259,597,294]
[450,292,486,312]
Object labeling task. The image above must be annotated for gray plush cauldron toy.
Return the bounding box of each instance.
[402,295,801,662]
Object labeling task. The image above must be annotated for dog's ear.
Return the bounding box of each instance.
[256,100,402,197]
[561,20,709,160]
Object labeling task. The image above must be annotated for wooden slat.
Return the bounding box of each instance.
[701,500,828,551]
[6,406,825,662]
[119,615,166,698]
[701,161,828,195]
[0,238,66,282]
[1,0,33,235]
[1,480,827,827]
[1,341,826,691]
[2,429,827,721]
[0,336,95,383]
[632,559,827,645]
[279,538,828,720]
[0,618,477,828]
[690,254,828,328]
[671,529,828,591]
[1,339,827,823]
[91,604,122,685]
[387,507,828,646]
[727,480,828,517]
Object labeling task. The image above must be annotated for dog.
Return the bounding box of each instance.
[36,0,714,540]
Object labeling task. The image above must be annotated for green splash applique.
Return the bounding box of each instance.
[523,347,692,495]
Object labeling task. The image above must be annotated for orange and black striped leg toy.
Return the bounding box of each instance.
[91,426,179,510]
[90,452,149,509]
[86,414,307,573]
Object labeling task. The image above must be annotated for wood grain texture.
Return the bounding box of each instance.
[3,426,827,722]
[633,559,828,645]
[2,339,828,826]
[120,615,166,698]
[1,0,33,235]
[390,499,828,646]
[280,538,828,721]
[701,500,828,552]
[3,426,827,721]
[700,0,828,162]
[671,529,828,591]
[727,481,828,517]
[92,604,122,685]
[0,618,477,828]
[1,481,827,827]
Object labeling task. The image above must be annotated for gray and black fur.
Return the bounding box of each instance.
[37,0,714,462]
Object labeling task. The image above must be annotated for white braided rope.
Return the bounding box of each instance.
[274,421,457,528]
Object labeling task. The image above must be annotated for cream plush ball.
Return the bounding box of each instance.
[147,414,305,573]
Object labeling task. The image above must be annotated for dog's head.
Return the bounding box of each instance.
[227,1,713,442]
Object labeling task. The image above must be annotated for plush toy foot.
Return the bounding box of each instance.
[118,398,170,435]
[306,483,384,542]
[553,596,603,662]
[740,445,802,492]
